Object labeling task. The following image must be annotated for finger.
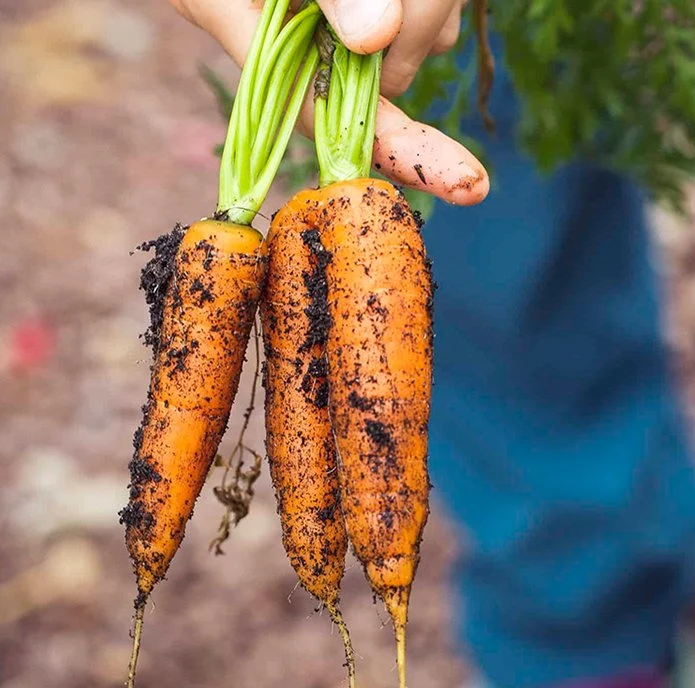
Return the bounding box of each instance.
[298,94,489,206]
[380,0,458,98]
[373,97,489,205]
[168,0,193,22]
[299,97,488,206]
[429,0,464,56]
[317,0,403,54]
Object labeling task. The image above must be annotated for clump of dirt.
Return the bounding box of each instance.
[348,390,376,411]
[390,202,408,223]
[364,419,394,449]
[189,277,214,305]
[119,496,154,532]
[137,223,187,350]
[316,489,340,522]
[301,356,330,410]
[300,229,333,351]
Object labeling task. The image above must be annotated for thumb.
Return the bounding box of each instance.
[317,0,403,54]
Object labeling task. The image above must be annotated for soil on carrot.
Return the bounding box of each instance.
[347,390,376,411]
[300,228,333,351]
[364,420,394,450]
[138,223,187,350]
[301,361,329,409]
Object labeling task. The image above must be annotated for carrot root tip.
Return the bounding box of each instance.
[326,603,357,688]
[126,601,146,688]
[395,622,407,688]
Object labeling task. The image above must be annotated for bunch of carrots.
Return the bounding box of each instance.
[120,2,446,686]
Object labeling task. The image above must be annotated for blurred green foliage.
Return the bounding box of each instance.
[203,0,695,216]
[495,0,695,212]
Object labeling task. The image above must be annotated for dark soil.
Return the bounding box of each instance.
[300,228,333,352]
[138,224,186,350]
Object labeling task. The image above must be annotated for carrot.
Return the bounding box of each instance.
[261,210,356,686]
[123,220,265,598]
[121,1,320,684]
[321,180,432,688]
[121,220,266,679]
[313,32,433,688]
[250,25,433,684]
[276,178,432,688]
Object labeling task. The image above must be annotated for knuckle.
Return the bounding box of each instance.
[380,63,419,99]
[430,25,460,55]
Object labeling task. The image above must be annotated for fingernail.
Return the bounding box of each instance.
[334,0,391,42]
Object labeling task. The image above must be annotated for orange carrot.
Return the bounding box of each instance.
[121,219,266,684]
[122,220,265,598]
[321,180,432,688]
[310,31,434,688]
[275,177,433,688]
[260,205,356,686]
[121,1,321,684]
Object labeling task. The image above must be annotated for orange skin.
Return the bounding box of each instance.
[278,179,433,680]
[121,219,266,601]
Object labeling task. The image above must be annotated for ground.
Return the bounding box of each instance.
[0,2,693,688]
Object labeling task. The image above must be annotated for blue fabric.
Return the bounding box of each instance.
[424,52,695,688]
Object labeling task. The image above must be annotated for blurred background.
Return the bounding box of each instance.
[1,1,695,687]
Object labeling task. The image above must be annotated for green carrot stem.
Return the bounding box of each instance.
[218,0,284,204]
[217,0,320,222]
[236,0,291,178]
[250,4,320,128]
[228,44,320,226]
[326,41,344,137]
[251,7,321,176]
[360,52,382,172]
[314,32,382,187]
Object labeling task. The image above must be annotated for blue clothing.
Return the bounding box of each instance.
[424,58,695,687]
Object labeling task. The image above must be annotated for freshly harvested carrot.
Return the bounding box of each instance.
[312,32,434,688]
[121,218,266,686]
[121,219,266,602]
[260,207,356,686]
[321,180,432,688]
[121,1,320,684]
[278,178,433,688]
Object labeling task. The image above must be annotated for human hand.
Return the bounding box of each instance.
[169,0,489,205]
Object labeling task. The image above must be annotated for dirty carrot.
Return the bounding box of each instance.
[261,206,356,686]
[313,30,433,688]
[274,178,433,688]
[257,23,433,684]
[321,179,432,688]
[120,1,320,685]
